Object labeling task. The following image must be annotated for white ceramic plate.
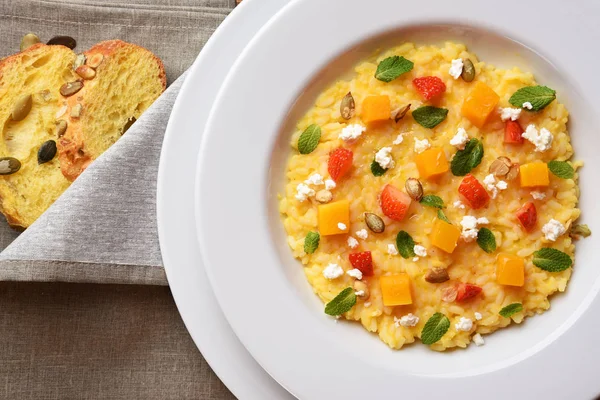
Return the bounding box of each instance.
[156,0,293,398]
[197,0,600,398]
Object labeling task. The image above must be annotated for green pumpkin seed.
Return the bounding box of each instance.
[73,53,86,70]
[364,212,385,233]
[20,33,40,52]
[60,81,83,97]
[340,92,355,120]
[55,120,67,137]
[38,140,57,164]
[461,58,475,82]
[0,157,21,175]
[393,104,411,123]
[11,94,32,121]
[405,178,423,201]
[47,35,76,50]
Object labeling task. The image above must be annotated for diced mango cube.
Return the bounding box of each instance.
[496,253,525,287]
[361,95,391,124]
[430,219,461,253]
[461,81,500,128]
[380,273,412,306]
[415,147,449,179]
[318,200,350,236]
[519,162,549,187]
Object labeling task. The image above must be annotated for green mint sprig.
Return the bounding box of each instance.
[395,230,415,259]
[304,231,320,254]
[509,85,556,111]
[499,303,523,318]
[421,313,450,345]
[324,287,356,316]
[420,194,444,209]
[375,56,414,82]
[548,160,574,179]
[451,138,484,176]
[532,248,572,272]
[412,106,448,129]
[298,124,321,154]
[437,209,451,224]
[476,228,496,253]
[371,159,386,176]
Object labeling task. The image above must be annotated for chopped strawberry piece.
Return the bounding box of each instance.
[504,120,524,144]
[328,148,353,181]
[412,76,447,100]
[349,251,374,276]
[516,202,537,231]
[455,283,482,302]
[380,184,412,221]
[458,174,490,209]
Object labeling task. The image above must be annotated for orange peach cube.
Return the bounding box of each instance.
[496,253,525,287]
[415,147,449,180]
[519,162,550,188]
[461,81,500,128]
[380,273,412,306]
[361,95,391,124]
[430,219,461,253]
[318,200,350,236]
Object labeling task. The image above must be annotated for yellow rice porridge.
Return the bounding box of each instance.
[279,42,584,351]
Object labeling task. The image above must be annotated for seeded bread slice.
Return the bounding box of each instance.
[58,40,166,180]
[0,44,77,228]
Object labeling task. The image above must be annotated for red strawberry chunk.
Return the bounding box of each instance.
[349,251,373,276]
[455,283,482,302]
[516,202,537,231]
[458,174,490,209]
[504,120,524,144]
[328,148,353,181]
[380,184,412,221]
[412,76,447,100]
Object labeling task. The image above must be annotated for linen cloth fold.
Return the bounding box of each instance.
[0,0,235,285]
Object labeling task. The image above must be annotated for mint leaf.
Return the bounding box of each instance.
[437,209,451,224]
[451,138,484,176]
[324,287,356,316]
[395,230,415,259]
[477,228,496,253]
[499,303,523,318]
[533,248,572,272]
[412,106,448,129]
[304,231,320,254]
[421,313,450,345]
[297,124,321,154]
[420,194,444,209]
[548,160,574,179]
[509,85,556,111]
[570,224,591,239]
[375,56,414,82]
[370,159,386,176]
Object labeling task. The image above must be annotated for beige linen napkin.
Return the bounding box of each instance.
[0,0,235,284]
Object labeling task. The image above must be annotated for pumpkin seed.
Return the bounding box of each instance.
[73,53,86,70]
[489,156,511,177]
[47,35,76,50]
[353,280,370,299]
[393,104,411,123]
[55,120,67,137]
[405,178,423,201]
[60,81,83,97]
[70,104,83,118]
[20,33,40,51]
[0,157,21,175]
[315,190,332,204]
[506,163,520,181]
[340,92,355,120]
[122,117,137,135]
[425,268,450,283]
[87,53,104,69]
[11,94,32,121]
[75,65,96,80]
[461,58,476,82]
[39,89,52,102]
[38,140,57,164]
[364,212,385,233]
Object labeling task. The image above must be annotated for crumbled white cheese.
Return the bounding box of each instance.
[337,222,347,231]
[304,173,324,186]
[325,179,336,190]
[355,229,368,240]
[460,216,489,242]
[375,147,395,170]
[346,268,363,280]
[453,200,466,209]
[323,263,344,280]
[387,244,398,255]
[414,245,427,257]
[474,312,482,321]
[483,174,508,199]
[522,102,533,110]
[339,124,366,142]
[473,333,485,346]
[455,317,473,332]
[522,124,553,152]
[355,290,365,297]
[531,191,547,200]
[449,58,464,79]
[499,107,522,121]
[542,219,566,241]
[449,127,469,149]
[414,138,431,154]
[392,134,404,145]
[394,313,420,327]
[295,183,315,202]
[347,236,359,249]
